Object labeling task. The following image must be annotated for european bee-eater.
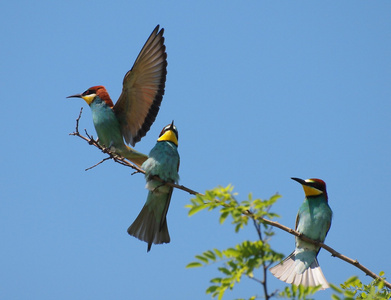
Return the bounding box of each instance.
[67,25,167,167]
[128,122,180,251]
[270,177,332,289]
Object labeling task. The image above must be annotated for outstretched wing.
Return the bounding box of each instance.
[114,25,167,146]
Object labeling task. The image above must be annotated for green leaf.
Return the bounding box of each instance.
[224,248,239,257]
[210,277,223,284]
[219,211,230,224]
[234,222,243,233]
[331,295,341,300]
[345,276,359,286]
[206,285,219,294]
[330,283,343,293]
[195,255,209,264]
[218,267,231,276]
[204,250,216,261]
[186,262,203,268]
[188,203,208,216]
[214,248,223,258]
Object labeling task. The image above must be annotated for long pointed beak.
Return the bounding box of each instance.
[66,93,83,99]
[169,120,175,129]
[291,177,306,185]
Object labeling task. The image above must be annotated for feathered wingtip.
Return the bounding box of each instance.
[270,252,330,290]
[127,202,170,252]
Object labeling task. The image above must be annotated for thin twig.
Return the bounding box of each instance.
[75,107,83,132]
[248,276,263,284]
[85,157,112,171]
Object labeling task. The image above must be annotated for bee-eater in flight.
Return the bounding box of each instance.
[270,177,332,289]
[128,122,180,252]
[67,25,167,167]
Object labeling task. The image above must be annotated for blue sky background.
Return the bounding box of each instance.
[1,1,390,299]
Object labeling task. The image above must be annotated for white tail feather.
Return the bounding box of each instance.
[270,252,329,290]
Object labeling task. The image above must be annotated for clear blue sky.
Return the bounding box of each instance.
[1,1,390,299]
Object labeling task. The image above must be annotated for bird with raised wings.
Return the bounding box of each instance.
[270,177,332,289]
[67,25,167,167]
[128,122,180,251]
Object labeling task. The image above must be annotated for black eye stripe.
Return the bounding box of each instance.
[82,89,95,96]
[309,181,325,191]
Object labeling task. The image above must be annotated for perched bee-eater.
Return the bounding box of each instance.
[270,177,332,289]
[128,122,180,251]
[67,25,167,167]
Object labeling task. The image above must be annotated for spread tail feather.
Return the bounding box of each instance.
[127,190,172,252]
[270,252,329,290]
[127,203,170,252]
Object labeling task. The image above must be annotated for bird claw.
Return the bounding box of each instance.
[102,147,109,154]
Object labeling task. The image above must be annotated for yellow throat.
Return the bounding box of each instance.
[302,184,323,197]
[81,93,96,105]
[157,129,178,146]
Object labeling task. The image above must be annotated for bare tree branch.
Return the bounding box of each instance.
[69,108,390,289]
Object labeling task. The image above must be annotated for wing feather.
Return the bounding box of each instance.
[114,25,167,146]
